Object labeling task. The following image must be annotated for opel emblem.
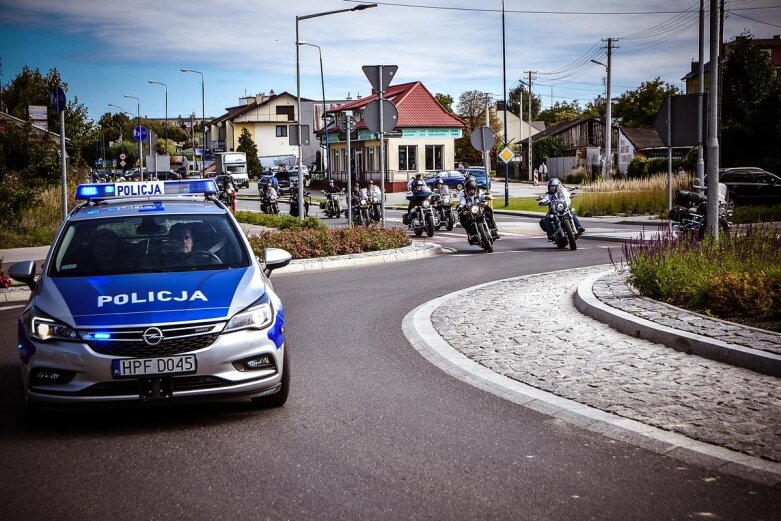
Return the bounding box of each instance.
[142,327,164,346]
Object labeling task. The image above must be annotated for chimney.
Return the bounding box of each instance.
[357,92,361,99]
[346,91,352,100]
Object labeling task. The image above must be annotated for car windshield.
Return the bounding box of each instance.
[50,213,250,277]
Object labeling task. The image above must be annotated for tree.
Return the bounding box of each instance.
[721,33,781,173]
[508,84,542,119]
[455,90,502,165]
[613,78,680,127]
[581,97,605,120]
[538,100,582,127]
[236,128,262,177]
[435,93,455,113]
[532,137,566,164]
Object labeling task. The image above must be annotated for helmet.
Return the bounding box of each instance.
[465,179,478,195]
[547,178,561,194]
[436,178,444,186]
[266,181,272,187]
[368,179,374,185]
[328,179,334,186]
[414,180,425,189]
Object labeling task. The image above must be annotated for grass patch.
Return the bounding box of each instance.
[493,197,543,212]
[621,225,781,329]
[0,182,76,247]
[246,226,411,259]
[574,174,692,217]
[732,204,781,224]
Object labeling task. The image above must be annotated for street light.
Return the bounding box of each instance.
[123,94,143,180]
[148,80,168,145]
[108,104,125,142]
[591,59,612,178]
[296,3,377,221]
[181,69,205,172]
[298,41,330,181]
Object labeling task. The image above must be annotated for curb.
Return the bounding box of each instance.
[574,271,781,377]
[274,243,442,275]
[402,270,781,487]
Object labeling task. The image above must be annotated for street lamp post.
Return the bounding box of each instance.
[123,94,143,180]
[296,3,377,221]
[181,69,205,172]
[108,104,125,143]
[299,41,330,181]
[148,80,168,145]
[590,59,611,177]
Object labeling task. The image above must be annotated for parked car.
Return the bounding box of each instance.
[258,175,279,191]
[716,167,781,206]
[154,170,182,181]
[424,170,466,191]
[466,166,491,190]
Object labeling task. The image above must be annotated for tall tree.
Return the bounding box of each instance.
[721,33,781,173]
[612,78,680,127]
[508,84,542,119]
[538,100,582,127]
[455,90,502,165]
[236,127,262,177]
[434,93,454,113]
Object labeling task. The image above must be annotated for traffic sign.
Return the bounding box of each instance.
[498,147,515,163]
[133,126,149,142]
[50,87,66,113]
[363,100,398,134]
[470,126,496,152]
[120,160,127,167]
[119,153,127,160]
[362,65,398,93]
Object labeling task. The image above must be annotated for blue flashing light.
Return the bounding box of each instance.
[93,332,111,340]
[162,179,218,195]
[75,180,217,200]
[76,184,117,200]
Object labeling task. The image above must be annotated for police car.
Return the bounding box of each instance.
[8,179,292,410]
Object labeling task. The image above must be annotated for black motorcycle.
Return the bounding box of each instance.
[669,183,733,239]
[289,189,311,217]
[538,189,579,251]
[260,192,279,215]
[460,201,494,252]
[320,189,343,219]
[432,191,456,231]
[349,188,371,227]
[367,191,382,223]
[404,191,437,237]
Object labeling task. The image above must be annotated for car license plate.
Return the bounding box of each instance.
[111,355,197,378]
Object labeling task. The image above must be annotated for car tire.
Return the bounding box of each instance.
[251,346,289,408]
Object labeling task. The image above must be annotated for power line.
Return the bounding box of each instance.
[730,10,781,29]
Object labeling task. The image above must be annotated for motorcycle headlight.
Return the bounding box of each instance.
[224,296,273,333]
[470,205,479,214]
[422,200,431,208]
[24,309,81,342]
[555,202,566,212]
[360,199,367,206]
[442,197,450,204]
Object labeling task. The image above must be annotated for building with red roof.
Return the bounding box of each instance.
[324,81,465,192]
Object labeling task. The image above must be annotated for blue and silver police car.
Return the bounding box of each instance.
[8,179,292,410]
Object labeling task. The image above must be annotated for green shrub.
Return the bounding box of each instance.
[732,204,781,224]
[233,211,326,230]
[708,272,776,317]
[246,226,411,259]
[626,157,647,179]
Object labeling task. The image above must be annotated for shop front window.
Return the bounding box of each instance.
[398,145,417,171]
[425,145,444,170]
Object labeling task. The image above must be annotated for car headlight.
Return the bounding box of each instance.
[555,202,566,212]
[224,296,274,333]
[25,310,81,342]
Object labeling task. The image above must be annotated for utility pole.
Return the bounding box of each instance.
[524,71,535,181]
[484,94,491,177]
[706,0,720,238]
[603,37,615,179]
[697,0,706,191]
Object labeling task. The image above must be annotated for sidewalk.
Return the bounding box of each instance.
[404,265,781,486]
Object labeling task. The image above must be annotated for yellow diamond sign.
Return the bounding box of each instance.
[498,146,515,163]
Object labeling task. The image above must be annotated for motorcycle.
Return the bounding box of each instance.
[403,190,438,237]
[289,189,311,217]
[349,188,371,227]
[538,188,579,251]
[367,191,382,223]
[432,190,456,231]
[320,189,343,219]
[260,191,279,215]
[459,200,494,252]
[218,188,234,208]
[669,183,733,239]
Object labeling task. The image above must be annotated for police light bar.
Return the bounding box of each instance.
[76,180,218,200]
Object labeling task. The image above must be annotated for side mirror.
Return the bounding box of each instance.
[8,260,37,290]
[262,248,292,277]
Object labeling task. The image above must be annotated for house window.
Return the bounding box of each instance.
[425,145,444,171]
[276,105,295,121]
[398,145,417,171]
[367,147,375,171]
[276,125,287,137]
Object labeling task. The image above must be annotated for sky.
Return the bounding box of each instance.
[1,0,779,123]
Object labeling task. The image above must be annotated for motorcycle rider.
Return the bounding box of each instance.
[324,179,341,195]
[220,175,237,212]
[539,178,585,239]
[290,180,310,217]
[457,179,499,239]
[432,177,450,197]
[405,178,431,224]
[367,179,382,221]
[261,180,278,213]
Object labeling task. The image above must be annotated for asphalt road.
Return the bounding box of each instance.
[0,232,777,520]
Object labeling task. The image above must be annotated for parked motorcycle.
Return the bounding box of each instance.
[349,188,371,227]
[538,188,579,251]
[404,191,438,237]
[289,189,311,217]
[459,200,494,252]
[260,192,279,215]
[432,191,456,231]
[669,183,733,239]
[320,189,344,219]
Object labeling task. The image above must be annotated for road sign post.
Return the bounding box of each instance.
[50,86,68,219]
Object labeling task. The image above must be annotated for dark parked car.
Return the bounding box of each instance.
[154,170,182,181]
[424,170,466,191]
[465,166,491,190]
[716,167,781,206]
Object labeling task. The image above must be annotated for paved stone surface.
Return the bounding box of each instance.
[594,270,781,356]
[430,265,781,463]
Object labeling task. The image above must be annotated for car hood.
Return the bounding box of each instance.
[39,268,263,327]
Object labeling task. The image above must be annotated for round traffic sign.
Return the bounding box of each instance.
[119,153,127,160]
[50,86,67,113]
[133,126,149,142]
